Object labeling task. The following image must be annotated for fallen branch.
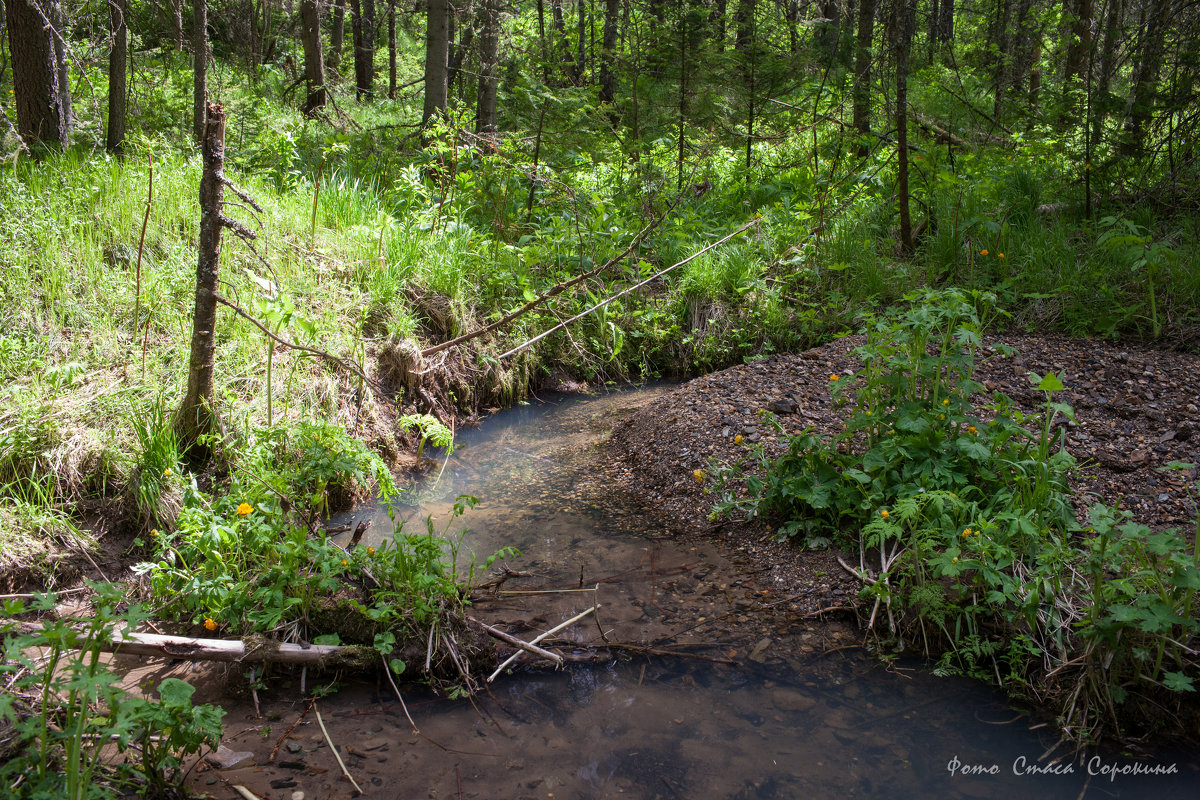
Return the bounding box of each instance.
[487,604,599,682]
[499,219,760,360]
[316,702,363,795]
[419,199,681,358]
[6,622,368,666]
[468,617,564,669]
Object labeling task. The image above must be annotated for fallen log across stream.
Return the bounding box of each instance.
[5,622,377,668]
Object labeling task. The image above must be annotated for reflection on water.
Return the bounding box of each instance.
[314,388,1197,799]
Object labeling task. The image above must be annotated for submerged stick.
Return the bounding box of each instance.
[487,604,599,682]
[315,702,364,796]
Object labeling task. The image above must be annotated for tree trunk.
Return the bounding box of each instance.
[734,0,753,53]
[330,0,347,67]
[423,0,450,124]
[476,0,500,134]
[576,0,586,81]
[894,0,914,254]
[300,0,327,111]
[1091,0,1125,149]
[817,0,839,64]
[351,0,376,98]
[1122,0,1166,154]
[991,0,1012,118]
[7,0,73,150]
[1062,0,1093,90]
[171,0,185,50]
[388,0,397,99]
[599,0,619,108]
[107,0,129,154]
[447,5,475,99]
[177,102,228,450]
[852,0,875,158]
[193,0,208,143]
[937,0,953,41]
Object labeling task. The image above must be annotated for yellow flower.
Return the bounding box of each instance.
[962,528,972,538]
[952,556,959,564]
[236,502,253,517]
[340,559,349,567]
[942,399,950,406]
[980,249,989,256]
[998,252,1005,259]
[967,425,978,434]
[366,547,376,556]
[829,374,839,382]
[693,469,705,484]
[939,413,945,420]
[880,509,889,519]
[163,467,172,477]
[734,434,744,445]
[204,618,217,631]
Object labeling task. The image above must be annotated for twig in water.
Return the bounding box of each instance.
[381,653,420,734]
[315,702,364,795]
[269,697,316,762]
[486,604,599,682]
[471,617,565,674]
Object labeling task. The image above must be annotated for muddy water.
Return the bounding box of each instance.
[186,388,1198,800]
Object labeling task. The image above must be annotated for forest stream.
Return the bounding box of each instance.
[136,387,1200,800]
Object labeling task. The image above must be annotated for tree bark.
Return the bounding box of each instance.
[330,0,347,67]
[177,102,227,449]
[300,0,327,111]
[447,4,475,99]
[598,0,618,108]
[107,0,129,154]
[422,0,450,124]
[852,0,875,158]
[193,0,208,143]
[351,0,376,98]
[7,0,73,150]
[476,0,500,134]
[171,0,185,50]
[388,0,397,98]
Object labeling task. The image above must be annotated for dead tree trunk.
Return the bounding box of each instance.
[177,102,228,450]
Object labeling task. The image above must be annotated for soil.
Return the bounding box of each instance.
[609,332,1200,588]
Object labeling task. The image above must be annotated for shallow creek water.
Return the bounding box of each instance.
[178,388,1197,800]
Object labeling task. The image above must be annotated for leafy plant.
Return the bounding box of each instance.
[0,584,223,799]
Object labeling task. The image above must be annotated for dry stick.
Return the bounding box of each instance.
[419,200,679,358]
[487,604,599,682]
[381,652,420,733]
[133,153,153,351]
[498,219,760,361]
[315,702,364,796]
[469,617,564,669]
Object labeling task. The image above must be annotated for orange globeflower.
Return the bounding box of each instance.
[998,252,1005,259]
[967,425,978,434]
[880,509,890,519]
[236,502,253,517]
[204,618,217,631]
[829,374,839,382]
[693,469,705,484]
[980,249,989,256]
